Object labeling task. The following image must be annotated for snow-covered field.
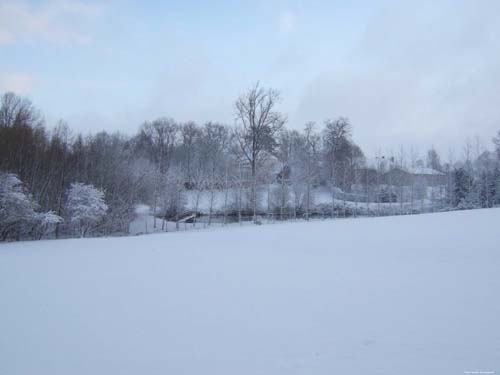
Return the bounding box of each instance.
[1,209,499,375]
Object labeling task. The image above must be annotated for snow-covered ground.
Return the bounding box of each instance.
[1,209,499,375]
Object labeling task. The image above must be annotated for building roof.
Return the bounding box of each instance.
[362,157,445,176]
[408,166,445,176]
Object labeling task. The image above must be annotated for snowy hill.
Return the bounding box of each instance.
[1,209,500,374]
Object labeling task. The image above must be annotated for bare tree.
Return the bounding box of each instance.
[200,122,229,225]
[426,146,442,171]
[235,83,286,222]
[190,164,206,228]
[179,121,201,185]
[493,130,500,161]
[276,130,292,220]
[136,118,177,227]
[323,117,351,218]
[0,92,41,129]
[303,122,320,220]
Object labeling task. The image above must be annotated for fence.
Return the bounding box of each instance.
[135,197,455,235]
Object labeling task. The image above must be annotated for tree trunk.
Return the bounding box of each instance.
[305,182,310,221]
[208,187,214,226]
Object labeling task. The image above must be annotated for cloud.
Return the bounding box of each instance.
[293,0,500,155]
[0,73,35,94]
[278,11,295,34]
[0,0,103,46]
[0,30,13,44]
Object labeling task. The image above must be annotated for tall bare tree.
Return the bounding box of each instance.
[234,83,286,221]
[323,117,352,216]
[201,122,229,225]
[179,121,201,185]
[136,118,178,227]
[493,130,500,161]
[302,122,320,220]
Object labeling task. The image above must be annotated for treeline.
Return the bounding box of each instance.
[1,85,500,241]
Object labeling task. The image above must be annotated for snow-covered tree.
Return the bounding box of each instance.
[0,172,38,240]
[3,91,500,241]
[426,147,442,171]
[492,130,500,161]
[1,172,62,240]
[291,122,320,220]
[34,211,63,240]
[66,182,108,237]
[452,168,475,208]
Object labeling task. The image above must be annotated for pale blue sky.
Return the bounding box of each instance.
[1,0,500,156]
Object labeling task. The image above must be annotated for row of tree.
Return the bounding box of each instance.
[1,85,500,240]
[0,175,107,240]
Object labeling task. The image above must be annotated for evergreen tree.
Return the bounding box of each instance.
[452,168,474,208]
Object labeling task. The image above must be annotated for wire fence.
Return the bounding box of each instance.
[136,198,458,235]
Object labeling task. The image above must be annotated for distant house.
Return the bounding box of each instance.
[407,166,447,186]
[357,157,446,187]
[382,167,412,186]
[356,166,378,186]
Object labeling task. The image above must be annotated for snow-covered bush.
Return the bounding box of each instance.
[0,172,38,240]
[0,172,63,241]
[34,211,64,240]
[66,182,108,237]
